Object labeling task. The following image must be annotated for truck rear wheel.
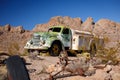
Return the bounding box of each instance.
[49,42,62,56]
[6,55,30,80]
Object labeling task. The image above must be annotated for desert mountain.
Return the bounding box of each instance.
[0,24,33,54]
[0,16,120,54]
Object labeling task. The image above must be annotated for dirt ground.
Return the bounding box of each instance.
[0,56,120,80]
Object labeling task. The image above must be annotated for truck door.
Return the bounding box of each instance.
[61,28,71,47]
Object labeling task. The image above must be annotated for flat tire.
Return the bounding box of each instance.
[6,55,30,80]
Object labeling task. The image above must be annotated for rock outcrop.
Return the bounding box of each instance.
[33,16,82,32]
[49,16,82,28]
[0,24,32,54]
[81,17,94,32]
[4,24,11,31]
[10,26,25,33]
[93,19,120,48]
[0,24,25,33]
[0,24,11,31]
[32,24,50,32]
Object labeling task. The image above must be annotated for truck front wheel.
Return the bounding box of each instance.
[49,42,62,56]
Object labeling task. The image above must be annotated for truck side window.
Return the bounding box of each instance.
[62,28,69,34]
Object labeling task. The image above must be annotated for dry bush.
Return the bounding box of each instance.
[7,42,20,55]
[21,49,29,56]
[96,42,120,65]
[0,66,7,80]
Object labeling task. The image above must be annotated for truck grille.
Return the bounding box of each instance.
[32,37,40,46]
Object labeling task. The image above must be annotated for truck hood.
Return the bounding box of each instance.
[34,31,59,38]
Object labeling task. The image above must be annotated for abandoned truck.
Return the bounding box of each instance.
[24,26,104,56]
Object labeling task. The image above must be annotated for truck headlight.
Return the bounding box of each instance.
[26,43,29,47]
[42,40,45,44]
[40,40,45,45]
[30,41,33,44]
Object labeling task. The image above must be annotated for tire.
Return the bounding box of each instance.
[6,55,30,80]
[49,42,62,56]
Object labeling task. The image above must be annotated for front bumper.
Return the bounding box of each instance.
[24,45,49,50]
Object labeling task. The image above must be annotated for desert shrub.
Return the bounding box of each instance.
[7,42,20,55]
[21,49,29,56]
[67,50,77,56]
[96,42,120,65]
[103,36,110,43]
[0,66,7,80]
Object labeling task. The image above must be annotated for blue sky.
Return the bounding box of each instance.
[0,0,120,30]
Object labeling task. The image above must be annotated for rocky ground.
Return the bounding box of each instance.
[26,56,120,80]
[0,55,120,80]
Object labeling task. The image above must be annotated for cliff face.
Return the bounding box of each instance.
[0,16,120,54]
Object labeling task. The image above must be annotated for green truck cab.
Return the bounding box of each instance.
[24,26,72,56]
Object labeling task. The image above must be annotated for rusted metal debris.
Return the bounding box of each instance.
[46,51,91,80]
[46,51,113,80]
[28,52,44,60]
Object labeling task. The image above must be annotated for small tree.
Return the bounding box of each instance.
[96,42,120,65]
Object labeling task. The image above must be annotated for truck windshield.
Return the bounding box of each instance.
[48,27,61,32]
